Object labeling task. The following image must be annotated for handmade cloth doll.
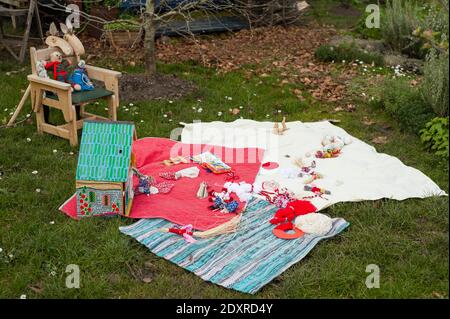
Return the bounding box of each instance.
[36,60,49,79]
[161,224,196,243]
[45,51,72,84]
[315,135,352,158]
[68,60,94,92]
[269,200,317,225]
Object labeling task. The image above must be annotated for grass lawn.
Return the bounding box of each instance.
[0,0,448,298]
[0,56,448,298]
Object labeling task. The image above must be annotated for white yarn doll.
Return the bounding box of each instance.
[35,60,49,98]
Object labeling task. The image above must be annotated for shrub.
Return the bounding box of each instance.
[383,0,425,58]
[422,1,449,40]
[315,43,384,66]
[421,51,449,117]
[354,9,383,40]
[419,117,449,159]
[376,77,434,133]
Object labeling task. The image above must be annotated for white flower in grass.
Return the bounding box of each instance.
[217,111,223,116]
[26,138,31,142]
[53,149,57,154]
[125,108,129,112]
[129,103,134,107]
[168,100,173,104]
[0,248,3,252]
[104,108,108,111]
[49,221,55,225]
[277,110,281,113]
[50,271,56,276]
[197,108,203,113]
[8,254,13,258]
[35,188,41,193]
[9,112,13,116]
[20,295,26,299]
[69,152,74,155]
[4,108,7,112]
[26,114,31,118]
[163,114,168,118]
[140,120,144,123]
[239,106,243,109]
[227,97,232,101]
[342,60,346,63]
[265,114,270,118]
[32,170,38,175]
[168,119,173,122]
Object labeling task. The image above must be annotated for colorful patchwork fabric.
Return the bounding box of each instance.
[119,197,349,294]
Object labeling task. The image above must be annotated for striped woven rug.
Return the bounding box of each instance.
[119,197,350,294]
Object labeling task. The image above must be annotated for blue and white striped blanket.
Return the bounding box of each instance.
[119,197,350,294]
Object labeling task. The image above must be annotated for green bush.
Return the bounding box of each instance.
[375,77,434,133]
[422,1,449,40]
[354,8,383,40]
[383,0,425,58]
[315,43,384,66]
[421,51,449,117]
[419,117,449,158]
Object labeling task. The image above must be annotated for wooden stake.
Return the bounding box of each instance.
[7,84,30,127]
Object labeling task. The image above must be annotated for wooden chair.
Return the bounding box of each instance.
[28,46,121,146]
[0,0,44,62]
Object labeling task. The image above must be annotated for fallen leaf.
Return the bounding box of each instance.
[362,117,375,126]
[28,283,44,294]
[372,136,388,144]
[346,104,356,112]
[142,276,153,284]
[144,261,155,269]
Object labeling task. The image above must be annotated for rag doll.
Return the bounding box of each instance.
[315,135,352,158]
[68,60,94,91]
[36,60,49,79]
[269,200,317,225]
[45,51,73,87]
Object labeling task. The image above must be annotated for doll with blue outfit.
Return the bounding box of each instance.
[69,60,94,91]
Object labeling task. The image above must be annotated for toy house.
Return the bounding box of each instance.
[75,120,137,218]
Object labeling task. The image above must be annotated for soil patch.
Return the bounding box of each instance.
[330,4,362,17]
[118,73,197,102]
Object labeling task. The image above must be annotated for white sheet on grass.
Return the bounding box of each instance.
[181,119,446,211]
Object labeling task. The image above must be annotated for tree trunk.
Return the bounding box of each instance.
[144,0,156,76]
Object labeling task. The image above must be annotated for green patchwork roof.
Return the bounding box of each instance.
[76,120,135,182]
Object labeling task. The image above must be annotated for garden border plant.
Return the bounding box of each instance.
[315,42,384,66]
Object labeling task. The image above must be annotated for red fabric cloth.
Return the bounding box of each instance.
[60,137,264,230]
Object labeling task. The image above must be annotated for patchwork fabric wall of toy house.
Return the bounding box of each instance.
[75,120,137,217]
